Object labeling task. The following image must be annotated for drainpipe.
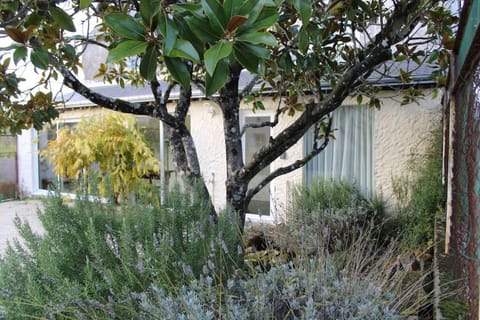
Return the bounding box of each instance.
[15,135,19,199]
[159,120,165,204]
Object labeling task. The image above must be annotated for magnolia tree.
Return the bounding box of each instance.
[0,0,456,229]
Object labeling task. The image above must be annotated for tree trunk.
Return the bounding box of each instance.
[164,88,218,221]
[218,66,251,230]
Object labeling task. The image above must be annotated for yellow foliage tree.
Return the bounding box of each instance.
[42,111,160,201]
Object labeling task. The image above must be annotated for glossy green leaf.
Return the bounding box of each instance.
[204,41,232,76]
[140,44,158,81]
[236,0,260,17]
[201,0,226,34]
[140,0,161,27]
[79,0,92,10]
[239,6,279,32]
[164,57,191,91]
[233,43,261,74]
[236,32,277,47]
[169,39,200,63]
[50,6,76,32]
[241,43,270,59]
[184,16,219,43]
[171,3,203,17]
[293,0,312,26]
[163,16,179,55]
[31,47,49,70]
[106,40,148,63]
[105,12,145,41]
[13,46,27,65]
[223,0,234,22]
[206,59,228,96]
[61,44,76,59]
[24,12,43,27]
[297,27,309,53]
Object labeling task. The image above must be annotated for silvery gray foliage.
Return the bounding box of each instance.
[132,259,400,320]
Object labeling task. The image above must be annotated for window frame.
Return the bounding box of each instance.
[240,110,275,223]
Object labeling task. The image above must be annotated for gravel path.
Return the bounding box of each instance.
[0,200,43,253]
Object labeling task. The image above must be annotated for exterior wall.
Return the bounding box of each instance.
[17,128,37,198]
[370,90,443,207]
[189,97,303,220]
[16,90,441,219]
[240,98,303,222]
[189,101,228,210]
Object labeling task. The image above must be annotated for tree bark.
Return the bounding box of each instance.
[218,65,251,229]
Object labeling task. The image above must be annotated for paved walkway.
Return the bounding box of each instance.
[0,200,43,253]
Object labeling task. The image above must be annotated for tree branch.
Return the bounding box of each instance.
[192,79,221,105]
[245,115,333,205]
[51,54,185,128]
[239,0,422,184]
[240,99,282,137]
[0,0,32,28]
[149,79,179,127]
[239,75,261,99]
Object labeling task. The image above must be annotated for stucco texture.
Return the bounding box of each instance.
[370,90,442,206]
[17,89,442,220]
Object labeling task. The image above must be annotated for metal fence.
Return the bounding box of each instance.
[448,65,480,319]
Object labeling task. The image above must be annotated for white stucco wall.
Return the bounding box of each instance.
[17,128,37,198]
[188,97,303,220]
[16,88,442,218]
[371,89,443,206]
[189,101,228,210]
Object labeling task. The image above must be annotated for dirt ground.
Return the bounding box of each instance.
[0,200,43,253]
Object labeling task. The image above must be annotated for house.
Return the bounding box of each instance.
[444,0,480,318]
[0,134,17,200]
[14,57,442,222]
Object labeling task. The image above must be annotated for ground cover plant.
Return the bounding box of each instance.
[0,183,440,319]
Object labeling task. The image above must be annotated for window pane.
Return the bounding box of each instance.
[38,123,79,192]
[38,125,59,190]
[245,116,270,215]
[304,106,375,196]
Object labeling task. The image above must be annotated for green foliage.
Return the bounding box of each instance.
[282,179,387,253]
[41,110,160,201]
[392,127,445,250]
[440,296,469,319]
[100,0,280,92]
[0,192,432,319]
[0,187,242,319]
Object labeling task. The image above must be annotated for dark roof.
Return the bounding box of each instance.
[57,60,438,108]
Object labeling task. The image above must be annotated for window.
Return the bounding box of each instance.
[38,122,76,192]
[244,115,271,215]
[304,105,375,196]
[36,115,187,198]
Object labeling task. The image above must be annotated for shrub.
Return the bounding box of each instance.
[0,182,434,319]
[280,179,387,254]
[392,126,445,250]
[62,231,428,319]
[0,187,242,319]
